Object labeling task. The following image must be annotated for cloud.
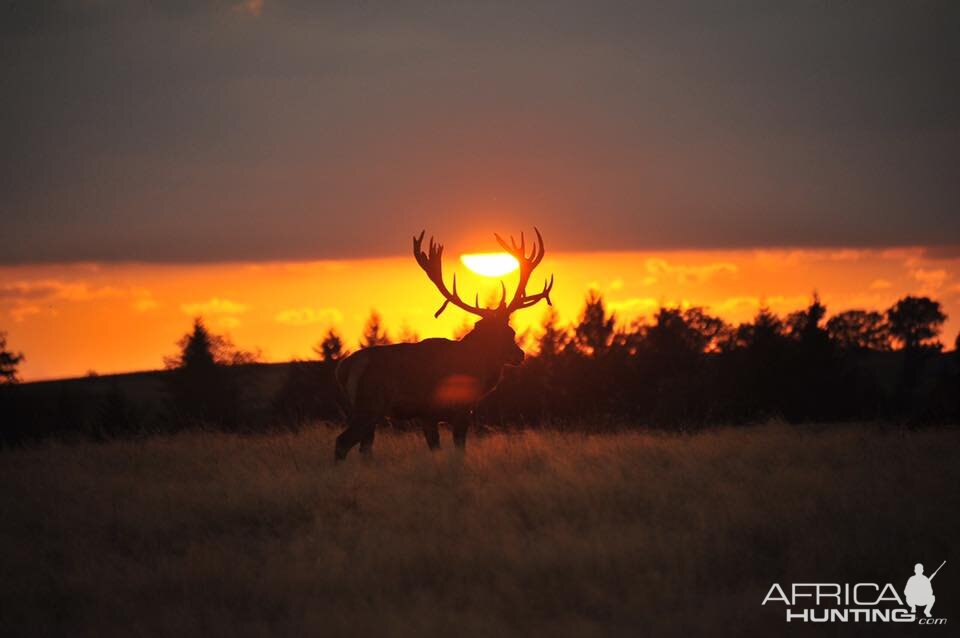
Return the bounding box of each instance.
[133,297,159,312]
[765,295,813,310]
[180,297,249,316]
[274,307,343,326]
[0,279,141,323]
[607,297,659,315]
[218,317,242,329]
[0,280,122,302]
[824,249,867,262]
[869,279,892,290]
[921,245,960,260]
[716,296,761,313]
[9,305,41,322]
[711,295,808,317]
[645,258,738,285]
[911,268,948,292]
[3,2,959,264]
[0,282,59,300]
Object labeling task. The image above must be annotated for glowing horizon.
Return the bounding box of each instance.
[2,247,958,382]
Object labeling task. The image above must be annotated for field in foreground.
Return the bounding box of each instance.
[1,424,958,637]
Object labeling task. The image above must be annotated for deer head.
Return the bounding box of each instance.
[413,228,554,365]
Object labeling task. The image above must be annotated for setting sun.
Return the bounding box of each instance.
[460,252,520,277]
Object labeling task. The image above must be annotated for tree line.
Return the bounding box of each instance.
[1,292,958,444]
[168,291,960,430]
[485,293,958,427]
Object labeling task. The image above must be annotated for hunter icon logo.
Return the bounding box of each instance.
[762,559,948,624]
[905,560,945,618]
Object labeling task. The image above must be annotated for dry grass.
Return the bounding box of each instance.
[1,423,958,637]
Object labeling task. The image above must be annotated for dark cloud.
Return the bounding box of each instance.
[921,245,960,260]
[0,283,59,300]
[1,0,958,263]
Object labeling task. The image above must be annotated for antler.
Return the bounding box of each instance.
[495,227,554,313]
[413,228,553,320]
[413,231,506,319]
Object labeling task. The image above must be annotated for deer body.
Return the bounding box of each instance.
[333,229,552,460]
[338,337,513,419]
[334,329,522,458]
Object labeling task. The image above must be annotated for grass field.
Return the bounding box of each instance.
[1,423,957,637]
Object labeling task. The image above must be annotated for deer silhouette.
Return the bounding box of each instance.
[334,229,554,460]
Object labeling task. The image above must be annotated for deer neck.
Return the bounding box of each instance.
[458,333,505,386]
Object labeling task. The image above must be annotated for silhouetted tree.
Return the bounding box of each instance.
[633,307,730,360]
[884,297,947,415]
[734,306,784,350]
[886,296,947,350]
[164,318,259,369]
[534,292,620,418]
[508,307,570,422]
[680,307,731,353]
[920,328,960,423]
[275,326,349,426]
[536,307,568,358]
[314,328,347,362]
[572,291,616,357]
[827,310,890,351]
[0,334,28,443]
[1,332,24,385]
[723,307,792,419]
[781,296,843,419]
[645,308,703,359]
[398,324,420,343]
[166,319,215,370]
[272,358,342,427]
[786,293,829,345]
[613,318,646,355]
[452,319,473,340]
[622,307,729,423]
[360,310,391,347]
[164,318,259,428]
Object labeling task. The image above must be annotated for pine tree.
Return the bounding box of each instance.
[537,307,567,358]
[0,332,24,385]
[164,318,258,427]
[314,328,347,362]
[572,291,616,357]
[398,324,420,343]
[360,310,391,347]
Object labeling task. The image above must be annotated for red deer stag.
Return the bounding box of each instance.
[334,229,554,460]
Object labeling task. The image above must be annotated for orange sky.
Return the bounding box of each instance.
[2,247,958,381]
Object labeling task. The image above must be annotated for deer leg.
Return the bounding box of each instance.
[420,419,441,450]
[335,415,375,461]
[452,414,469,450]
[358,420,378,457]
